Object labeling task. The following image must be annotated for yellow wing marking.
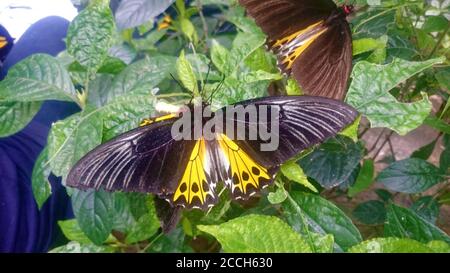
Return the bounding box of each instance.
[173,138,212,206]
[0,36,8,49]
[217,134,270,194]
[271,21,327,70]
[139,113,178,127]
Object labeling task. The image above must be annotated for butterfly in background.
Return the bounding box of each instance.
[238,0,355,100]
[66,95,357,231]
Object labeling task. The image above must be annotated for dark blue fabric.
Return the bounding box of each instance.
[0,16,80,253]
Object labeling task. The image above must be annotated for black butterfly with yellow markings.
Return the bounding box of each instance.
[239,0,354,100]
[67,96,357,221]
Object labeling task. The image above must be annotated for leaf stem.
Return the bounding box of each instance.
[285,191,317,253]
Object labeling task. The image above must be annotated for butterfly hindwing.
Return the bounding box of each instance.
[292,22,353,100]
[216,134,272,200]
[238,0,336,41]
[239,0,353,100]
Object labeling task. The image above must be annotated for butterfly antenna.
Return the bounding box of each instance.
[207,74,225,105]
[200,62,212,101]
[170,73,194,104]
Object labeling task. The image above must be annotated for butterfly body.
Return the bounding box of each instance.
[239,0,354,100]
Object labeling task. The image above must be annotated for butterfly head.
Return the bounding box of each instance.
[342,4,354,16]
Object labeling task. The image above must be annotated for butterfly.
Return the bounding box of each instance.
[238,0,354,100]
[67,96,357,216]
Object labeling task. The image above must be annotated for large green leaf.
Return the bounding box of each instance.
[299,136,364,188]
[377,158,445,193]
[385,204,450,244]
[31,147,52,209]
[108,55,175,102]
[58,219,92,244]
[282,191,362,251]
[227,32,265,75]
[71,189,115,245]
[115,0,175,30]
[66,2,115,74]
[0,54,77,102]
[198,215,312,253]
[176,50,197,94]
[101,93,156,140]
[348,238,434,253]
[47,107,103,177]
[346,58,444,135]
[0,101,42,137]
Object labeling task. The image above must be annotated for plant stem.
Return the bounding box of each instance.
[429,23,450,58]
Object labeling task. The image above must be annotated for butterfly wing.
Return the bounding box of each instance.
[239,0,353,100]
[66,118,218,210]
[215,96,358,199]
[238,0,336,41]
[292,21,353,100]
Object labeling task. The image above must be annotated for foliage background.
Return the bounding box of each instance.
[0,0,449,253]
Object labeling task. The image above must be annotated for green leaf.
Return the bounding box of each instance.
[0,101,42,137]
[31,148,52,209]
[198,215,312,253]
[267,186,287,205]
[227,32,266,75]
[47,107,103,177]
[58,219,92,243]
[280,161,317,193]
[286,78,302,96]
[299,136,364,189]
[67,2,115,75]
[377,158,445,194]
[427,241,450,253]
[411,140,437,160]
[108,55,175,102]
[87,74,114,107]
[410,196,440,224]
[353,36,387,56]
[147,228,191,253]
[385,204,450,244]
[180,18,197,42]
[71,189,115,245]
[176,50,197,94]
[283,191,362,251]
[353,200,386,225]
[310,233,334,253]
[125,198,160,244]
[348,159,375,197]
[346,58,444,135]
[101,93,156,140]
[340,116,361,142]
[423,116,450,135]
[422,16,449,33]
[0,54,77,102]
[348,238,434,253]
[375,189,393,202]
[50,241,114,253]
[115,0,175,30]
